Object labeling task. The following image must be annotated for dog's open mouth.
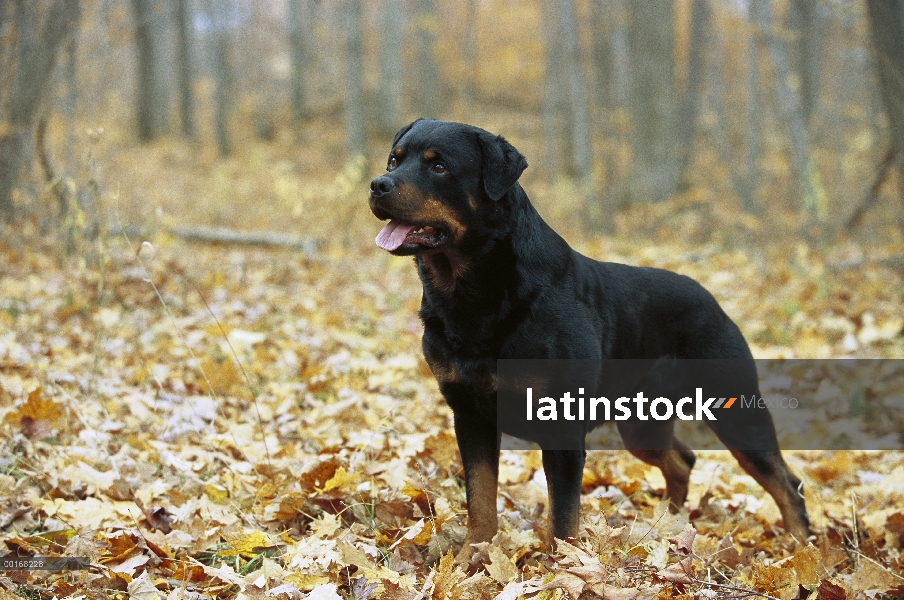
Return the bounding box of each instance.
[375,219,447,252]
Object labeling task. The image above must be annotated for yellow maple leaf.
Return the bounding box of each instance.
[311,513,342,539]
[205,483,229,503]
[318,466,354,493]
[485,545,518,584]
[401,481,428,502]
[396,519,433,547]
[412,520,433,546]
[199,353,244,397]
[431,550,466,600]
[220,530,270,557]
[285,573,331,592]
[786,544,821,586]
[401,481,431,515]
[7,388,64,427]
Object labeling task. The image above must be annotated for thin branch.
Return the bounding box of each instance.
[691,578,780,600]
[843,148,899,232]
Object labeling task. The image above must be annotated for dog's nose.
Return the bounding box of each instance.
[370,176,395,197]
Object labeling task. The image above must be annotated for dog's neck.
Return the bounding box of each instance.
[417,187,571,346]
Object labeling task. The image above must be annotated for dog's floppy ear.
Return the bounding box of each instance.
[392,119,424,147]
[477,132,528,201]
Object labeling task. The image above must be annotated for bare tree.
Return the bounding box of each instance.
[761,0,824,218]
[865,0,904,204]
[0,0,81,220]
[588,0,625,231]
[175,0,195,138]
[558,0,592,183]
[377,0,405,133]
[460,0,478,120]
[603,0,633,207]
[288,0,312,122]
[131,0,167,142]
[541,0,567,175]
[64,23,78,171]
[741,0,765,213]
[626,0,682,203]
[344,0,365,155]
[676,0,709,179]
[206,0,235,156]
[789,0,822,126]
[412,0,440,117]
[610,0,632,110]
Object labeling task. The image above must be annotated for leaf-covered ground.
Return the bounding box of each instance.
[2,139,904,599]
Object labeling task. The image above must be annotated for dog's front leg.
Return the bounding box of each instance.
[542,448,585,543]
[453,412,501,563]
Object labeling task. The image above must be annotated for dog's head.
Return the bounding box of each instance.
[369,119,527,256]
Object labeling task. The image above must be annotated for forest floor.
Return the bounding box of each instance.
[1,131,904,599]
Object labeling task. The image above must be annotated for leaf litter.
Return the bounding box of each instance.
[1,205,904,599]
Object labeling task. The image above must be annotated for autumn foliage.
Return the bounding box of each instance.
[1,124,903,598]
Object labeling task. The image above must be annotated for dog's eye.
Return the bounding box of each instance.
[387,156,397,171]
[432,163,447,174]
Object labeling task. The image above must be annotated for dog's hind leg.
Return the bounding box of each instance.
[617,422,696,510]
[707,399,810,539]
[729,447,809,540]
[626,447,696,510]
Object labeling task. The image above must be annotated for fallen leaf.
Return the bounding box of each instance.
[654,556,694,584]
[669,523,696,555]
[485,545,518,583]
[127,570,162,600]
[221,530,271,557]
[431,551,466,600]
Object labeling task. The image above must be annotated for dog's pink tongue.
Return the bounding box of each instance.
[376,219,417,251]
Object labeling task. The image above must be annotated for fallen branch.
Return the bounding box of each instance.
[110,224,321,254]
[827,255,904,272]
[692,578,780,600]
[169,225,320,253]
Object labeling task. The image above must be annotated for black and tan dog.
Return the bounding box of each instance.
[369,119,809,561]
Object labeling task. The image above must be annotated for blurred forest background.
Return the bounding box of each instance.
[1,0,903,246]
[4,2,904,597]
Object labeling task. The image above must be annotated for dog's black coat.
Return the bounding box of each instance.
[369,119,809,560]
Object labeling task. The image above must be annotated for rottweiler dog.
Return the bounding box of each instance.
[369,119,809,562]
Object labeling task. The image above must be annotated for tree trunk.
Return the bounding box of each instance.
[789,0,821,126]
[214,33,232,156]
[675,0,709,180]
[865,0,904,204]
[590,0,612,110]
[377,0,405,133]
[175,0,195,139]
[741,0,765,213]
[131,0,160,142]
[608,0,632,206]
[610,0,632,109]
[65,29,78,172]
[708,9,748,210]
[344,0,365,155]
[627,0,682,203]
[541,0,566,175]
[207,0,234,157]
[588,0,625,232]
[460,0,478,120]
[288,0,311,122]
[762,0,823,218]
[0,0,81,220]
[558,0,592,182]
[413,0,440,117]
